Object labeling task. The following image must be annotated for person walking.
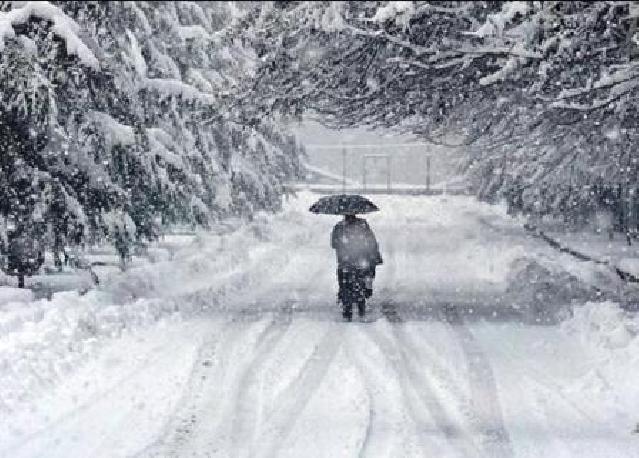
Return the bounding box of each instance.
[310,194,383,321]
[331,213,382,321]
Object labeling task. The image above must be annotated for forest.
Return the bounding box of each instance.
[0,1,305,283]
[2,1,639,282]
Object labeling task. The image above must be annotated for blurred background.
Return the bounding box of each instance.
[289,120,465,188]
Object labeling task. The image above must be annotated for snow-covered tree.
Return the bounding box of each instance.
[242,1,639,231]
[0,1,303,278]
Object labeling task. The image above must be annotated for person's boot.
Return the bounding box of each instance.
[342,303,352,322]
[357,300,366,320]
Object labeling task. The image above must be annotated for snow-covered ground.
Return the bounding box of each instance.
[1,193,638,457]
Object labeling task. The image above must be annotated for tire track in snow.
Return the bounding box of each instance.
[356,388,375,458]
[357,221,470,455]
[381,224,512,457]
[143,305,297,458]
[229,303,295,457]
[190,308,293,457]
[136,319,251,457]
[377,231,468,455]
[342,328,414,457]
[364,321,479,457]
[442,305,514,458]
[259,323,343,458]
[346,326,439,457]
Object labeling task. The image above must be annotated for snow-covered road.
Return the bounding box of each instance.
[1,194,638,457]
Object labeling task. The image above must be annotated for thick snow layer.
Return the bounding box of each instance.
[1,193,637,457]
[471,1,530,38]
[177,25,211,41]
[560,302,639,438]
[187,68,214,93]
[126,29,147,77]
[372,1,415,27]
[320,2,346,32]
[86,111,136,148]
[0,2,99,69]
[0,288,34,307]
[102,209,137,238]
[145,128,184,169]
[562,301,638,350]
[144,78,216,104]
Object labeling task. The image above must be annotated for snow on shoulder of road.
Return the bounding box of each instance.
[0,287,34,306]
[0,194,332,435]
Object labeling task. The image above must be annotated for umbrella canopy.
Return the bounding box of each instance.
[309,194,379,215]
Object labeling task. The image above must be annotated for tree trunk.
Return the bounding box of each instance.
[18,274,25,289]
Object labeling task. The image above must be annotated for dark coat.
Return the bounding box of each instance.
[331,217,382,269]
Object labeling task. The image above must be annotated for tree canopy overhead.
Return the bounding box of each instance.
[240,1,639,223]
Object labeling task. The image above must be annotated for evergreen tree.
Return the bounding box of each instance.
[0,1,303,281]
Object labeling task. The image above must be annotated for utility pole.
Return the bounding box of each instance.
[426,155,431,193]
[342,146,346,193]
[362,156,367,192]
[626,133,633,244]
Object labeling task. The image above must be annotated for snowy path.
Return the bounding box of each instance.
[1,194,638,457]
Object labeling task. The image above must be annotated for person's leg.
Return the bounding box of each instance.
[337,267,345,304]
[356,270,367,317]
[364,281,373,298]
[357,298,366,318]
[365,266,376,298]
[54,250,62,271]
[343,302,353,321]
[340,268,354,321]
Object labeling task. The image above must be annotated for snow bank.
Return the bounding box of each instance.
[0,288,34,307]
[0,2,99,69]
[617,257,639,279]
[0,286,206,413]
[103,206,316,303]
[502,254,607,322]
[561,301,638,350]
[560,301,639,431]
[0,198,319,414]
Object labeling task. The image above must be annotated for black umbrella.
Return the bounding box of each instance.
[309,194,379,215]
